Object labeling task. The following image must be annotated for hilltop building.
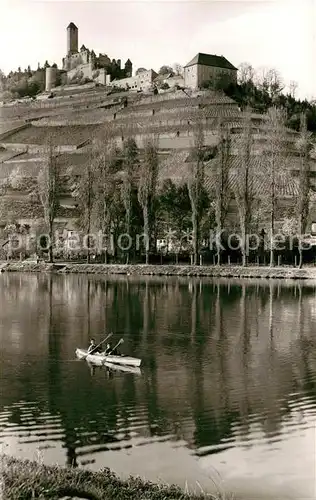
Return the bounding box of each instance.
[44,23,238,93]
[45,22,133,91]
[110,52,238,92]
[109,69,158,92]
[184,53,237,89]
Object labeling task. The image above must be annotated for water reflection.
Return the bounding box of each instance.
[0,274,316,497]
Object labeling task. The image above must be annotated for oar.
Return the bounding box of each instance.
[94,332,113,351]
[107,338,124,356]
[85,332,113,357]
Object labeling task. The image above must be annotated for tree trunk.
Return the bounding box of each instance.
[216,224,222,266]
[298,215,303,269]
[217,248,221,266]
[242,251,247,267]
[241,221,248,267]
[269,166,275,267]
[49,221,53,263]
[192,206,198,265]
[143,204,149,265]
[269,227,274,267]
[87,213,91,264]
[298,247,303,269]
[126,217,130,264]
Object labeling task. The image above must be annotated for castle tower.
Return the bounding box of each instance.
[67,22,78,55]
[45,67,57,92]
[125,59,132,77]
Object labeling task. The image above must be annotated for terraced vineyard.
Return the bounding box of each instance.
[0,84,315,233]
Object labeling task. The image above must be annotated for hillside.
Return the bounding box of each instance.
[0,83,315,253]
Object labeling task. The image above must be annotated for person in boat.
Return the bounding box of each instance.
[103,343,120,356]
[111,345,120,356]
[103,343,111,354]
[88,338,102,354]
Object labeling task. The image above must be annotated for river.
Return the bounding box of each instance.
[0,273,315,499]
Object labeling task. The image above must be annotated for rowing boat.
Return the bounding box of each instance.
[103,361,142,375]
[75,348,141,367]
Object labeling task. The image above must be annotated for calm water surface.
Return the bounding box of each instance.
[0,274,315,499]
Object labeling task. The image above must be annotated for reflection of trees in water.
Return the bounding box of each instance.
[142,280,169,437]
[45,277,122,468]
[292,284,316,395]
[151,279,316,451]
[236,283,251,437]
[2,276,316,464]
[47,361,121,467]
[191,281,238,451]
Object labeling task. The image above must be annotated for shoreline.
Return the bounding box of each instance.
[0,455,219,500]
[1,261,316,279]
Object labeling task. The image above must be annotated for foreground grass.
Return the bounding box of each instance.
[0,455,226,500]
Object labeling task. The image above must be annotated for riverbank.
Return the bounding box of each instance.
[2,261,316,279]
[0,455,221,499]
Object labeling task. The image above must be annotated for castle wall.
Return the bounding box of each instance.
[94,68,107,85]
[64,52,87,71]
[110,70,156,91]
[67,63,94,82]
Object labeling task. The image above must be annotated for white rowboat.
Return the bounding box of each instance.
[103,361,142,375]
[75,348,141,367]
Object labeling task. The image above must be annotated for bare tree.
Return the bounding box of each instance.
[296,113,313,268]
[187,117,205,265]
[75,147,95,263]
[233,108,256,266]
[138,136,159,264]
[92,129,120,263]
[238,62,255,85]
[254,67,284,99]
[37,138,61,263]
[172,63,184,76]
[289,81,298,99]
[262,107,288,266]
[121,137,139,264]
[214,121,232,264]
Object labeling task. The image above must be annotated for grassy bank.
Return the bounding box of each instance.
[0,455,222,499]
[2,261,316,279]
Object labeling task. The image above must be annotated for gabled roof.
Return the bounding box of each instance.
[184,53,237,71]
[67,22,78,30]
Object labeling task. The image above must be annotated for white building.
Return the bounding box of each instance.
[109,69,158,91]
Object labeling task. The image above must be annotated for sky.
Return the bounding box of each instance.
[0,0,315,100]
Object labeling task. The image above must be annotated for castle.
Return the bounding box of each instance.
[45,23,238,94]
[45,22,132,91]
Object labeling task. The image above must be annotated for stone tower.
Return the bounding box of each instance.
[67,22,78,55]
[125,59,132,77]
[45,67,57,92]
